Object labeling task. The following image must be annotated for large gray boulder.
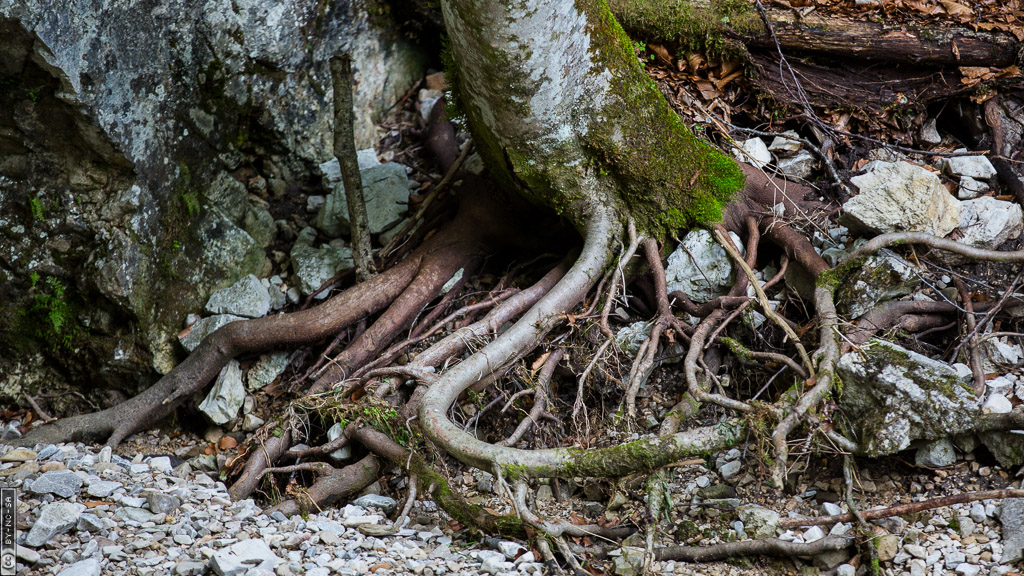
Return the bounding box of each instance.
[837,339,980,456]
[0,0,425,406]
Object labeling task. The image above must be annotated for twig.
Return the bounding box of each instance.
[780,489,1024,528]
[714,227,813,374]
[22,392,54,423]
[954,277,986,396]
[329,54,374,282]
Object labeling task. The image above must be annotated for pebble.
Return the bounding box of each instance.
[3,442,552,576]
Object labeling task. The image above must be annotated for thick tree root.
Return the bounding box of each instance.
[14,259,421,447]
[653,535,854,562]
[265,454,381,517]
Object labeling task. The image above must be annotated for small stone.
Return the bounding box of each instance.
[607,492,629,512]
[56,558,100,576]
[777,150,816,179]
[803,526,825,542]
[198,359,246,425]
[0,448,37,462]
[174,561,207,576]
[179,315,245,352]
[210,539,282,576]
[733,137,771,167]
[665,229,744,303]
[955,563,981,576]
[497,541,524,559]
[738,505,779,539]
[915,438,957,467]
[16,545,40,564]
[970,503,987,523]
[353,494,397,516]
[146,491,182,514]
[719,459,742,482]
[27,469,83,498]
[76,513,105,533]
[25,502,86,547]
[875,534,899,562]
[536,485,554,502]
[148,456,172,473]
[983,392,1013,414]
[247,351,290,391]
[843,160,960,237]
[242,413,265,432]
[836,564,856,576]
[205,274,271,318]
[957,176,989,200]
[768,131,802,152]
[822,502,842,516]
[944,150,997,179]
[919,118,942,145]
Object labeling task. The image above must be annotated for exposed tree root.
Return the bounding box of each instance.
[780,488,1024,528]
[265,454,382,517]
[653,535,854,563]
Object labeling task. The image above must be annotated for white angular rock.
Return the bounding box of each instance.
[204,274,271,318]
[25,502,86,547]
[803,526,825,542]
[198,360,245,425]
[957,176,989,200]
[326,422,352,462]
[315,162,411,236]
[944,150,997,179]
[956,196,1024,251]
[835,252,920,319]
[210,539,282,576]
[290,228,354,297]
[738,505,779,539]
[915,438,957,467]
[246,351,290,391]
[614,321,652,357]
[56,558,100,576]
[983,392,1013,414]
[768,131,802,152]
[919,118,942,145]
[843,160,960,236]
[837,339,980,456]
[27,469,83,498]
[179,314,245,352]
[777,150,816,179]
[732,137,771,167]
[665,229,744,304]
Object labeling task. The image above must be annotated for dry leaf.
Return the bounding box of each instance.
[531,351,551,373]
[941,0,972,16]
[218,436,237,450]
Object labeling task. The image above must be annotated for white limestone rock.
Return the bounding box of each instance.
[204,274,271,318]
[943,150,997,180]
[198,360,245,425]
[843,160,960,236]
[665,229,744,304]
[732,137,771,167]
[315,162,411,237]
[957,196,1024,251]
[837,339,980,456]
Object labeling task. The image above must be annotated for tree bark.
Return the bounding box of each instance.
[330,54,375,283]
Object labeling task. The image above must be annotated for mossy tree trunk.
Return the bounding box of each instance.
[441,0,745,239]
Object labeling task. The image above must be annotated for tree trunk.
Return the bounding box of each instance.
[440,0,745,238]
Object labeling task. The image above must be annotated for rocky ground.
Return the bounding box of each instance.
[4,431,1024,576]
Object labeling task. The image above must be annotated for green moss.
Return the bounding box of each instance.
[607,0,762,60]
[16,274,87,354]
[579,0,745,236]
[411,454,527,539]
